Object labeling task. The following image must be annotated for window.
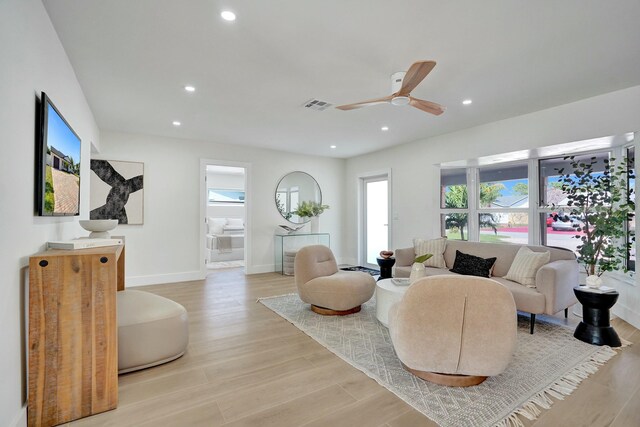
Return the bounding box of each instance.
[440,169,468,240]
[538,153,609,253]
[440,168,467,209]
[627,146,635,271]
[439,134,635,279]
[208,188,245,204]
[441,213,469,240]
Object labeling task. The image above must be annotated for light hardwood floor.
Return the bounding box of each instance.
[68,269,640,427]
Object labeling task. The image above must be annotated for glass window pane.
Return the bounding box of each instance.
[479,213,529,244]
[478,163,528,208]
[441,213,468,240]
[441,168,467,209]
[627,146,635,271]
[538,153,609,207]
[539,212,581,255]
[365,180,388,265]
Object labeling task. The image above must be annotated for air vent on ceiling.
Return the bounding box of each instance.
[302,98,332,111]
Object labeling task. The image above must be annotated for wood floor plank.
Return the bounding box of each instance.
[222,385,356,427]
[610,385,640,427]
[300,389,413,427]
[386,408,440,427]
[215,362,357,421]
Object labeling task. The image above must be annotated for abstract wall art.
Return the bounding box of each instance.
[90,159,144,224]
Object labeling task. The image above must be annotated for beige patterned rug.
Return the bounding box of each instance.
[259,294,622,427]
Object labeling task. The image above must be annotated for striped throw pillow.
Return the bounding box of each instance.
[413,238,447,269]
[503,247,550,288]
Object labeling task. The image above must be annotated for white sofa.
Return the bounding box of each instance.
[394,240,579,333]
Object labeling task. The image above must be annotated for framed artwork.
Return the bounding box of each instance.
[90,159,144,224]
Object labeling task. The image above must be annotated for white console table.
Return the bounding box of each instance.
[274,233,330,275]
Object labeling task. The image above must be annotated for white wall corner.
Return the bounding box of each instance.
[10,407,26,427]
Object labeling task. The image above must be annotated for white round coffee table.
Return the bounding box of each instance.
[375,278,410,327]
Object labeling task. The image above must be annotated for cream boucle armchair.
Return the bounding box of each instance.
[294,245,376,315]
[389,275,517,387]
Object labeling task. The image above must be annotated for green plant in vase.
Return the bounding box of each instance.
[294,201,330,233]
[409,253,433,284]
[556,155,635,287]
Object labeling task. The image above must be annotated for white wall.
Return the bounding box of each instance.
[345,86,640,328]
[97,131,345,283]
[0,1,100,425]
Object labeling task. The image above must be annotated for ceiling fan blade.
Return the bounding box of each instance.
[409,97,446,115]
[397,61,436,96]
[336,95,393,110]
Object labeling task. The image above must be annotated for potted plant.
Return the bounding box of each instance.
[409,253,433,284]
[294,200,330,233]
[556,155,635,287]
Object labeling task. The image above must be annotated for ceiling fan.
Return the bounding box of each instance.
[336,60,445,116]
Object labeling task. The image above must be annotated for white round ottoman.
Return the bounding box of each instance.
[375,278,409,327]
[117,290,189,374]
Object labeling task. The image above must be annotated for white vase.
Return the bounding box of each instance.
[585,275,603,288]
[409,262,426,284]
[310,216,319,233]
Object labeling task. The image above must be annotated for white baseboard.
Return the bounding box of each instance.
[126,270,205,287]
[338,257,358,266]
[245,264,275,275]
[10,407,26,427]
[612,303,640,330]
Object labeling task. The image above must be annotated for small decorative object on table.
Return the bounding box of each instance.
[376,252,395,280]
[278,224,304,234]
[79,219,118,238]
[409,253,432,284]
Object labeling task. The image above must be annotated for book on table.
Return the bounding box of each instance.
[577,285,617,294]
[47,238,124,250]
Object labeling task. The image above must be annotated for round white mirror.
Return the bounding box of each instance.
[275,171,322,224]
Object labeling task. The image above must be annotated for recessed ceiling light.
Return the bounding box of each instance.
[184,85,195,92]
[462,99,473,105]
[381,126,389,131]
[330,145,337,149]
[172,121,181,126]
[221,10,236,21]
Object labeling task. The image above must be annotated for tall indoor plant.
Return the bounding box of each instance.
[556,155,635,286]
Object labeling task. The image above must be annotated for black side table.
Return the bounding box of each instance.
[573,286,621,347]
[376,257,395,280]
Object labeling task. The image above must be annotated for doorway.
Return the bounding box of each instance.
[201,162,249,272]
[361,173,390,269]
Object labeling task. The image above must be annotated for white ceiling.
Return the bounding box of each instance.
[43,0,640,159]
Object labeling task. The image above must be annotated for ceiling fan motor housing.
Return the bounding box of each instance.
[391,71,406,93]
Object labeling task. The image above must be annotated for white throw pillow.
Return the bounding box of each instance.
[208,217,226,235]
[413,237,447,268]
[226,218,244,227]
[503,247,550,288]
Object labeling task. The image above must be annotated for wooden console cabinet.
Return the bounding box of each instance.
[28,244,124,427]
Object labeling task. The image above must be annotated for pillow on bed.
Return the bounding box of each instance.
[226,218,244,227]
[208,218,226,235]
